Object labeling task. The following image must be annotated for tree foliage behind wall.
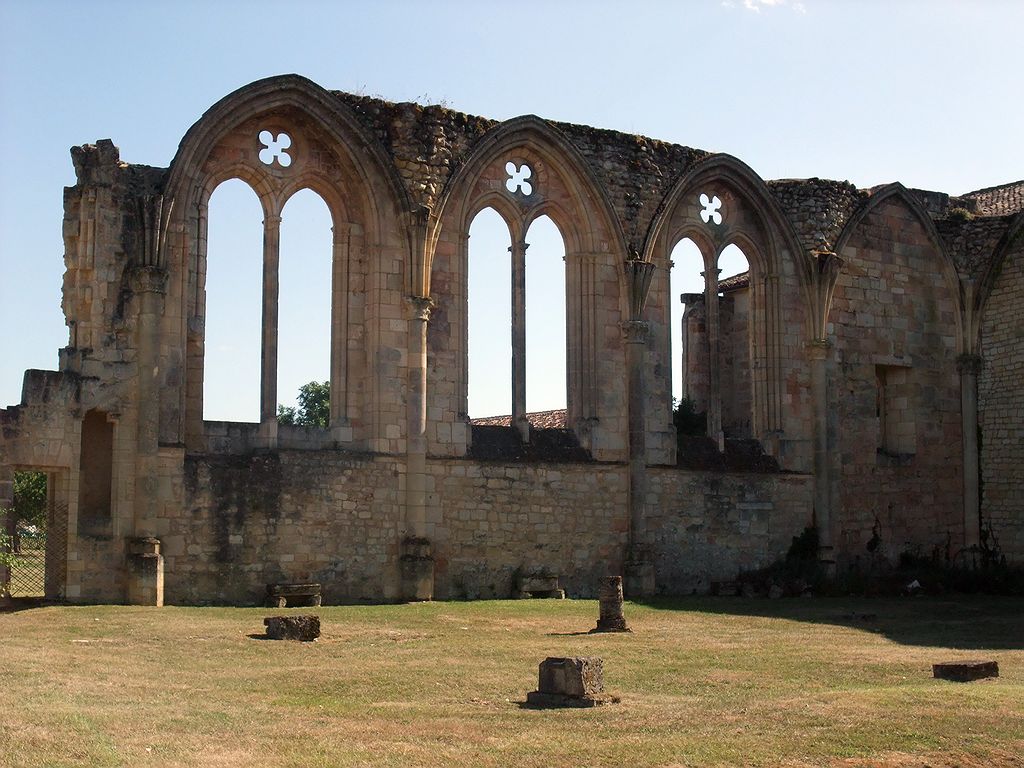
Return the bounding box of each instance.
[13,471,46,531]
[277,381,330,428]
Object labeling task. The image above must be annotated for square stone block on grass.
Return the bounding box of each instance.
[263,615,321,641]
[526,656,619,708]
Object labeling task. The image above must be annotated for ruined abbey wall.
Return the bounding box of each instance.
[979,236,1024,559]
[830,196,964,564]
[1,75,1020,605]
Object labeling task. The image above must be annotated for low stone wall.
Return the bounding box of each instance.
[166,452,404,605]
[166,450,813,604]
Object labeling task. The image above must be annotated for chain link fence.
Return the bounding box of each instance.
[7,502,67,599]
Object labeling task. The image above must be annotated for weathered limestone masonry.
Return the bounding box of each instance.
[1,74,1021,605]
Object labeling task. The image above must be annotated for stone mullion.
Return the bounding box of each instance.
[565,252,597,433]
[166,221,188,447]
[458,231,470,421]
[584,255,598,425]
[705,266,724,450]
[807,339,834,572]
[184,202,206,450]
[511,239,529,440]
[564,252,582,426]
[765,273,783,435]
[958,353,983,549]
[363,242,386,451]
[259,215,282,447]
[330,223,352,437]
[747,272,765,440]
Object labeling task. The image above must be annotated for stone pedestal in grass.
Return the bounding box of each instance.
[526,657,618,707]
[263,615,320,641]
[591,576,631,633]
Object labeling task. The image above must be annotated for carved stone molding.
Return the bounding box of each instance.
[620,320,650,344]
[405,295,435,322]
[129,265,168,295]
[956,353,984,376]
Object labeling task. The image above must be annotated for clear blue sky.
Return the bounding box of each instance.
[2,0,1021,416]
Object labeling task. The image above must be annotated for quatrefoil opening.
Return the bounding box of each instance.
[699,193,723,225]
[258,130,293,168]
[505,162,533,196]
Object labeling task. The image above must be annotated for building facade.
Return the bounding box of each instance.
[1,75,1020,605]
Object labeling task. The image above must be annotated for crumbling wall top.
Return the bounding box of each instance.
[766,178,865,252]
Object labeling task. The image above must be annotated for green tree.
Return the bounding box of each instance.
[277,381,330,428]
[13,471,46,530]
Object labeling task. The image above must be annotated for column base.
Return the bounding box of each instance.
[126,537,164,606]
[400,536,434,601]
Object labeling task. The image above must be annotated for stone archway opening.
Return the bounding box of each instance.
[467,207,513,420]
[203,179,263,423]
[525,214,567,415]
[277,188,333,424]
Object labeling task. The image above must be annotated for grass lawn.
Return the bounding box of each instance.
[1,597,1022,767]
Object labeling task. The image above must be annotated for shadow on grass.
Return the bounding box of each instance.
[0,596,52,613]
[632,595,1024,650]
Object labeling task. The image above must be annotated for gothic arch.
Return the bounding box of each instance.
[432,114,626,268]
[159,75,412,449]
[834,183,964,345]
[429,116,629,443]
[645,155,804,441]
[645,154,805,285]
[975,212,1024,332]
[163,74,409,239]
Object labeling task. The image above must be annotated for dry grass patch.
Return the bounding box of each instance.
[0,597,1021,767]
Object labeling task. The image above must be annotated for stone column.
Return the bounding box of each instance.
[704,268,724,451]
[402,295,434,601]
[808,244,843,571]
[958,353,983,549]
[622,258,656,597]
[330,223,352,442]
[510,239,529,441]
[808,339,835,574]
[129,265,168,605]
[259,215,282,448]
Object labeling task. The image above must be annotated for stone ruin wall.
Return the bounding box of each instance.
[979,235,1024,559]
[1,75,1021,605]
[829,196,964,565]
[167,452,810,605]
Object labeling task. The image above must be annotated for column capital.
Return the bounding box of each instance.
[956,353,984,375]
[805,338,832,360]
[405,295,435,322]
[620,320,650,344]
[129,265,168,295]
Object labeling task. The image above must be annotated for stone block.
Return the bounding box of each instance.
[932,660,999,682]
[526,656,617,707]
[263,615,320,641]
